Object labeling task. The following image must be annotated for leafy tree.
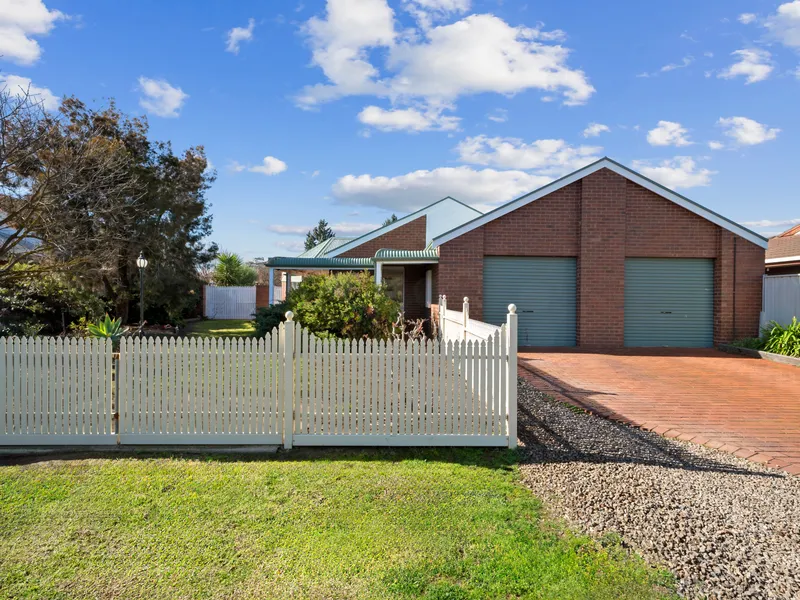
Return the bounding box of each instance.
[382,214,399,227]
[304,219,334,250]
[286,272,400,340]
[1,94,218,324]
[212,252,257,286]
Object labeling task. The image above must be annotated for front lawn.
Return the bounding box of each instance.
[0,449,674,599]
[185,318,256,338]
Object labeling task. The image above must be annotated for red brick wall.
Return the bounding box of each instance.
[255,285,270,309]
[339,216,427,258]
[435,167,765,347]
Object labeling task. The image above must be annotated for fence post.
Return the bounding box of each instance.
[282,312,295,449]
[462,297,469,341]
[506,304,517,449]
[440,295,447,340]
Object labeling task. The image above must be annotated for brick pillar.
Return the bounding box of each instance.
[715,230,735,345]
[577,170,627,348]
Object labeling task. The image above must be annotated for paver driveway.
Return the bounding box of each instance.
[517,348,800,474]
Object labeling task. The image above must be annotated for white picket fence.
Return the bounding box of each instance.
[0,337,115,444]
[439,295,502,343]
[203,285,256,320]
[761,274,800,328]
[1,307,518,448]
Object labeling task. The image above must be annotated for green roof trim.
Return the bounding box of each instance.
[374,248,439,261]
[265,257,374,269]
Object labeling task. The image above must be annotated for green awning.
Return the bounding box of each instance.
[373,248,439,262]
[265,257,374,269]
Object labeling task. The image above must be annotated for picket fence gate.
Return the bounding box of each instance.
[1,308,518,448]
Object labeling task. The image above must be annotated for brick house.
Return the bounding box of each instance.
[765,224,800,275]
[265,158,767,348]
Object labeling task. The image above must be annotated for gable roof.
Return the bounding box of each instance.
[297,236,356,258]
[326,196,482,258]
[431,157,769,250]
[766,224,800,262]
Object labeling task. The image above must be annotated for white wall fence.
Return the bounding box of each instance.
[439,295,502,344]
[1,308,518,448]
[203,285,256,320]
[761,274,800,329]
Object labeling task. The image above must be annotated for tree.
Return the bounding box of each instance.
[212,252,257,286]
[0,87,137,285]
[1,93,218,324]
[382,214,399,227]
[304,219,334,250]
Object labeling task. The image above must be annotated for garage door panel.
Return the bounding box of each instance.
[484,257,577,347]
[624,258,714,348]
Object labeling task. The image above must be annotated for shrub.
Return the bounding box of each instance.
[86,314,128,350]
[254,302,287,337]
[761,318,800,357]
[286,272,400,340]
[212,252,257,286]
[731,337,764,350]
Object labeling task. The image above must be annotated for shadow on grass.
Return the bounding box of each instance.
[0,445,520,470]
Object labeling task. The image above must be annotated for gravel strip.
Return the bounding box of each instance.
[516,378,800,600]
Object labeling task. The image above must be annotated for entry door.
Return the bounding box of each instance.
[382,266,405,310]
[483,257,577,347]
[624,258,714,347]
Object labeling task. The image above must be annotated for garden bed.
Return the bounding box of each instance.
[717,344,800,367]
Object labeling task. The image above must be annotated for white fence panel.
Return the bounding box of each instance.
[0,337,115,445]
[761,274,800,328]
[290,307,516,448]
[204,285,256,320]
[117,335,282,444]
[439,296,502,343]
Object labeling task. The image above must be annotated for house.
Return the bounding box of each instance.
[765,224,800,275]
[266,157,767,348]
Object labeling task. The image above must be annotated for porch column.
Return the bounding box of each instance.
[375,261,382,285]
[268,267,274,305]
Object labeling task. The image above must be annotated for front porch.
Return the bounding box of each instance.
[264,249,438,320]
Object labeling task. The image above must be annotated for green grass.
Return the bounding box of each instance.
[0,448,674,600]
[186,319,256,338]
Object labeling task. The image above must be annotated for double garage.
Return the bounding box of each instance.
[483,256,714,347]
[433,160,767,349]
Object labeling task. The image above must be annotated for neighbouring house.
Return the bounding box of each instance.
[765,224,800,275]
[265,157,767,348]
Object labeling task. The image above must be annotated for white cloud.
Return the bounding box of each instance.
[717,48,773,84]
[632,157,715,189]
[741,217,800,228]
[487,108,508,123]
[583,122,609,138]
[387,14,594,106]
[228,161,247,173]
[456,135,602,172]
[332,166,551,211]
[297,4,594,109]
[647,121,692,147]
[718,116,780,145]
[0,74,58,110]
[226,18,256,54]
[738,13,757,25]
[357,105,460,131]
[708,140,724,150]
[403,0,470,29]
[311,170,320,177]
[267,224,309,235]
[765,1,800,48]
[249,156,288,175]
[660,55,694,72]
[0,0,65,65]
[137,77,188,118]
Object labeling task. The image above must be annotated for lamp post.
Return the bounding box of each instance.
[136,252,148,334]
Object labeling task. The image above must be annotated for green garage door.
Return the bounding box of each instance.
[483,257,577,347]
[624,258,714,347]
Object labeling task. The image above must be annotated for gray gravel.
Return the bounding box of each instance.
[516,378,800,600]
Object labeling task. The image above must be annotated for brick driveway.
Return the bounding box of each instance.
[517,348,800,475]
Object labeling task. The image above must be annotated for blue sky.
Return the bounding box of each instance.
[2,0,799,259]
